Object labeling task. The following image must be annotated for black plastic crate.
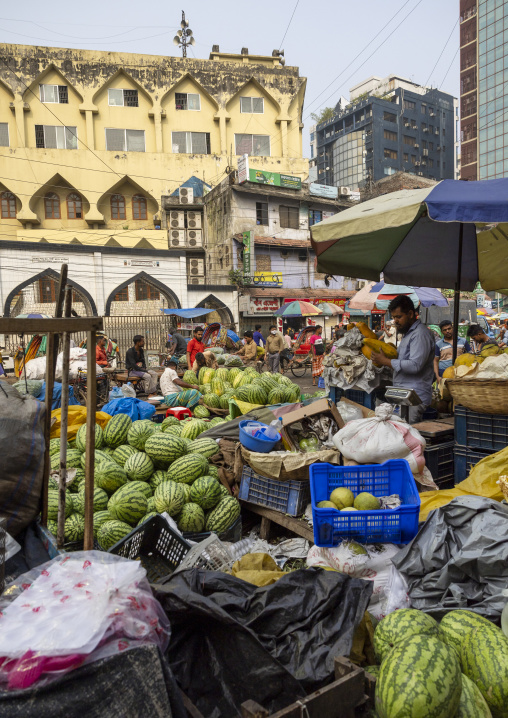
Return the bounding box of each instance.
[454,445,494,483]
[455,405,508,452]
[108,514,191,583]
[183,516,242,543]
[424,440,454,488]
[238,466,310,517]
[344,388,377,410]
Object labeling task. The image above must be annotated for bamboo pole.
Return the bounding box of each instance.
[57,287,72,550]
[83,329,96,550]
[41,333,56,526]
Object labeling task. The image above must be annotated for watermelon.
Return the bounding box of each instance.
[93,510,112,538]
[154,480,185,516]
[228,368,241,383]
[137,511,158,527]
[232,372,251,389]
[95,461,129,494]
[374,608,439,663]
[190,476,222,510]
[193,405,210,418]
[278,374,293,386]
[47,519,58,536]
[98,520,132,550]
[198,366,208,385]
[127,420,156,451]
[108,483,148,525]
[181,484,191,503]
[166,453,209,485]
[79,449,113,470]
[163,422,183,437]
[73,486,109,515]
[203,393,221,408]
[47,490,73,520]
[439,610,496,658]
[103,413,132,448]
[183,370,198,385]
[202,368,214,384]
[218,484,230,498]
[209,417,226,428]
[234,386,251,402]
[456,673,491,718]
[124,452,154,481]
[376,635,461,718]
[177,503,205,532]
[64,513,85,542]
[75,423,104,453]
[201,383,212,395]
[150,469,168,490]
[130,480,153,499]
[283,385,301,403]
[181,419,206,440]
[205,496,241,532]
[161,415,180,430]
[51,449,82,471]
[145,434,188,466]
[49,438,70,456]
[268,388,285,404]
[187,437,220,459]
[461,625,508,717]
[207,465,220,479]
[224,355,242,367]
[147,496,156,512]
[112,444,137,467]
[68,468,85,493]
[246,385,268,405]
[218,394,230,410]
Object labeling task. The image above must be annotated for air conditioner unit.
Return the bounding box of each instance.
[423,128,429,133]
[430,111,436,117]
[179,187,194,204]
[415,161,421,166]
[186,212,202,229]
[422,149,429,156]
[189,276,206,285]
[169,211,185,228]
[170,229,186,247]
[434,129,440,135]
[414,143,419,149]
[186,229,203,247]
[339,187,350,196]
[418,172,424,176]
[187,258,205,276]
[404,122,410,127]
[437,146,441,151]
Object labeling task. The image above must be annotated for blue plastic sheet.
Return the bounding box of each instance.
[101,397,156,421]
[37,382,80,410]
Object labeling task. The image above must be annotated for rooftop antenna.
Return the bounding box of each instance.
[173,11,195,57]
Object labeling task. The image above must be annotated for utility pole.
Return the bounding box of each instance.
[173,11,195,58]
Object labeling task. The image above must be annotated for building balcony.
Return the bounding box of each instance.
[11,228,169,250]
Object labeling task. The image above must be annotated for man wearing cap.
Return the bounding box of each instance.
[160,356,200,399]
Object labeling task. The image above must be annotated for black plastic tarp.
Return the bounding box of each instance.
[392,496,508,619]
[155,567,373,718]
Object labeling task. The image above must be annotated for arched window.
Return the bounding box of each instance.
[44,192,60,219]
[1,192,16,218]
[132,194,147,220]
[111,194,126,220]
[66,192,82,219]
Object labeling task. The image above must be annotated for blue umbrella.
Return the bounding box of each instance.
[370,282,448,309]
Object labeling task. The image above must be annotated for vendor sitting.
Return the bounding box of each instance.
[160,356,200,406]
[95,335,110,369]
[192,350,218,373]
[371,294,435,424]
[466,324,501,354]
[235,330,258,366]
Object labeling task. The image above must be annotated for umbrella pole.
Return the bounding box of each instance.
[452,222,464,363]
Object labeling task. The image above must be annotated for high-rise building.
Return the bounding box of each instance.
[316,74,457,189]
[460,0,508,181]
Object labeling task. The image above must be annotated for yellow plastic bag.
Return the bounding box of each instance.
[231,553,284,586]
[50,406,112,440]
[419,446,508,521]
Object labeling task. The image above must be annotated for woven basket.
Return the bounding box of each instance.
[447,379,508,415]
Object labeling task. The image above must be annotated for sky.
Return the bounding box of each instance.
[1,0,460,156]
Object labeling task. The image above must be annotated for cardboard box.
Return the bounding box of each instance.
[281,398,344,452]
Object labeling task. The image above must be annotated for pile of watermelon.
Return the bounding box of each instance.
[46,413,241,549]
[368,607,506,717]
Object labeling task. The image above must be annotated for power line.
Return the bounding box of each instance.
[279,0,300,51]
[424,17,459,87]
[440,47,460,89]
[0,27,174,45]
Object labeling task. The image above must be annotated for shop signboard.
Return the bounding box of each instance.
[247,297,280,314]
[238,154,249,184]
[243,231,252,279]
[283,297,348,308]
[253,271,282,287]
[248,168,302,190]
[309,183,339,199]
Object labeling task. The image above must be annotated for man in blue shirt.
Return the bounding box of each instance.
[434,320,466,380]
[253,325,265,347]
[371,295,435,424]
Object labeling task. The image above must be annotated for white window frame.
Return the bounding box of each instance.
[36,125,78,150]
[105,128,146,152]
[175,92,201,111]
[39,84,67,103]
[234,133,271,157]
[240,96,264,114]
[0,122,9,148]
[171,131,210,154]
[107,88,139,107]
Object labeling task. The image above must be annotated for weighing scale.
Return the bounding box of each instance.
[384,387,422,422]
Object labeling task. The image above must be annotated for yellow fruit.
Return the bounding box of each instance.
[442,367,455,380]
[356,321,378,342]
[317,501,338,509]
[454,353,478,368]
[347,323,356,331]
[362,338,398,366]
[354,492,381,510]
[329,487,354,509]
[480,344,501,358]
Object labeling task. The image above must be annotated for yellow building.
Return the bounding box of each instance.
[0,43,308,322]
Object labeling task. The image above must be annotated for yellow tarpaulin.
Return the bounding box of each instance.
[231,553,284,586]
[419,446,507,521]
[50,407,112,440]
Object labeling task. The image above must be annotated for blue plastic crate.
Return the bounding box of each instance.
[453,444,494,483]
[455,405,508,452]
[239,466,310,516]
[309,460,420,546]
[318,377,325,389]
[344,388,377,410]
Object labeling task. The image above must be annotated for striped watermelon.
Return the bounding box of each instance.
[47,519,58,536]
[183,369,198,385]
[376,635,461,718]
[150,469,168,490]
[68,468,85,493]
[228,368,241,383]
[209,417,226,428]
[112,444,137,467]
[129,480,153,499]
[64,513,85,542]
[374,608,439,663]
[190,476,222,510]
[108,483,148,525]
[145,433,188,466]
[202,368,215,385]
[161,415,180,430]
[219,393,231,410]
[461,625,508,717]
[147,496,156,512]
[127,420,156,451]
[137,511,158,527]
[124,452,154,481]
[218,484,231,498]
[93,510,112,538]
[79,449,115,471]
[193,405,210,418]
[268,388,285,404]
[154,480,185,516]
[207,465,220,479]
[187,437,220,459]
[234,386,251,402]
[233,372,251,389]
[201,383,212,395]
[47,490,73,520]
[457,673,491,718]
[283,385,301,403]
[205,496,241,533]
[202,393,220,408]
[167,453,209,484]
[181,419,207,440]
[210,378,225,396]
[103,413,132,448]
[364,666,381,679]
[98,520,132,550]
[75,423,104,453]
[95,461,129,494]
[102,446,117,458]
[198,366,208,385]
[177,503,205,532]
[278,374,293,387]
[215,367,229,381]
[49,438,71,456]
[181,483,191,503]
[246,385,268,405]
[51,449,82,471]
[439,610,496,658]
[163,422,183,437]
[73,486,109,515]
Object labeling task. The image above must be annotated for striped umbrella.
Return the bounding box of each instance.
[316,302,343,316]
[273,300,323,317]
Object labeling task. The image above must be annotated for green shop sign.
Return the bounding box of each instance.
[248,169,301,190]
